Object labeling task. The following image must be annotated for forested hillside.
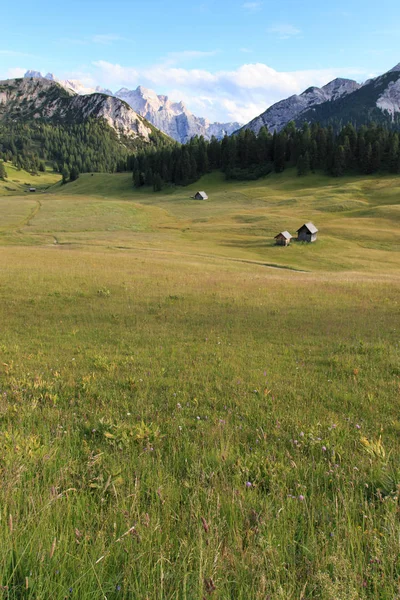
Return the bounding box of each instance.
[0,119,171,179]
[131,121,400,190]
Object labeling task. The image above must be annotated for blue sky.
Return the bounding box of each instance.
[2,0,400,123]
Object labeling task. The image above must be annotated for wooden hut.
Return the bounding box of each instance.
[194,191,208,200]
[297,222,318,242]
[274,231,293,246]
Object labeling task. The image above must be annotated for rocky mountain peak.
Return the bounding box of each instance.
[321,78,361,101]
[389,63,400,72]
[24,70,43,79]
[0,76,160,143]
[22,69,242,142]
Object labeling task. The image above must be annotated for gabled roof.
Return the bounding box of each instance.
[195,191,208,199]
[275,231,293,240]
[297,222,318,234]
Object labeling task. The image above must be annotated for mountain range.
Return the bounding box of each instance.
[23,71,241,143]
[240,63,400,134]
[0,76,167,147]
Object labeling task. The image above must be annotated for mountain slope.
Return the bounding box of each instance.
[0,77,168,144]
[241,78,361,134]
[297,68,400,128]
[23,71,241,143]
[115,85,241,143]
[240,64,400,134]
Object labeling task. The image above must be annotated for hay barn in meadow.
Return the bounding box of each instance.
[297,222,318,242]
[274,231,293,246]
[194,191,208,200]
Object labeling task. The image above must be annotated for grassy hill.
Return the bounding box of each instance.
[2,168,400,273]
[0,169,399,598]
[0,161,60,195]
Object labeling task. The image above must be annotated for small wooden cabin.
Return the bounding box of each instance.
[29,187,36,193]
[194,191,208,200]
[274,231,293,246]
[297,222,318,242]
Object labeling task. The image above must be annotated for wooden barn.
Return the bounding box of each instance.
[297,222,318,242]
[194,191,208,200]
[274,231,293,246]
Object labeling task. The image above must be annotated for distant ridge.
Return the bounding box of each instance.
[240,63,400,133]
[23,70,242,143]
[0,76,169,145]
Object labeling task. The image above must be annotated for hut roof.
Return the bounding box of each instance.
[195,191,208,199]
[275,231,292,240]
[297,222,318,234]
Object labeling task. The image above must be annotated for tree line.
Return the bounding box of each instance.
[0,119,168,181]
[2,118,400,187]
[131,121,400,190]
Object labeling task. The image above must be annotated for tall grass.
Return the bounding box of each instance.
[0,246,399,598]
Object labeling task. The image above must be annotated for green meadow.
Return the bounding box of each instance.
[0,165,399,598]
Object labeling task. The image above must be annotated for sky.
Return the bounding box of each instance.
[2,0,400,124]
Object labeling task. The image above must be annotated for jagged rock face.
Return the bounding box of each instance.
[296,66,400,128]
[23,70,112,97]
[115,85,241,143]
[321,78,361,101]
[0,78,154,141]
[242,78,361,134]
[23,71,241,142]
[376,77,400,115]
[241,64,400,134]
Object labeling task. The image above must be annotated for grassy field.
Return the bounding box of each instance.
[0,167,399,598]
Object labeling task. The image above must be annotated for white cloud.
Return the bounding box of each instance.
[92,61,139,84]
[7,67,26,78]
[91,60,366,123]
[242,2,262,11]
[266,24,302,39]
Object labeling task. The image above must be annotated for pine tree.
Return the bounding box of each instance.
[153,173,163,192]
[70,166,80,181]
[273,133,287,173]
[297,151,310,176]
[133,169,142,188]
[61,165,70,184]
[331,145,346,177]
[0,161,7,180]
[389,133,400,173]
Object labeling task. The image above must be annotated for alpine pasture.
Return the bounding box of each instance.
[0,166,399,599]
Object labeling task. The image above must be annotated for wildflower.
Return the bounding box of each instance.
[176,402,182,409]
[178,426,182,431]
[298,495,305,501]
[246,482,252,488]
[196,416,201,420]
[322,446,327,452]
[300,431,304,437]
[355,424,361,429]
